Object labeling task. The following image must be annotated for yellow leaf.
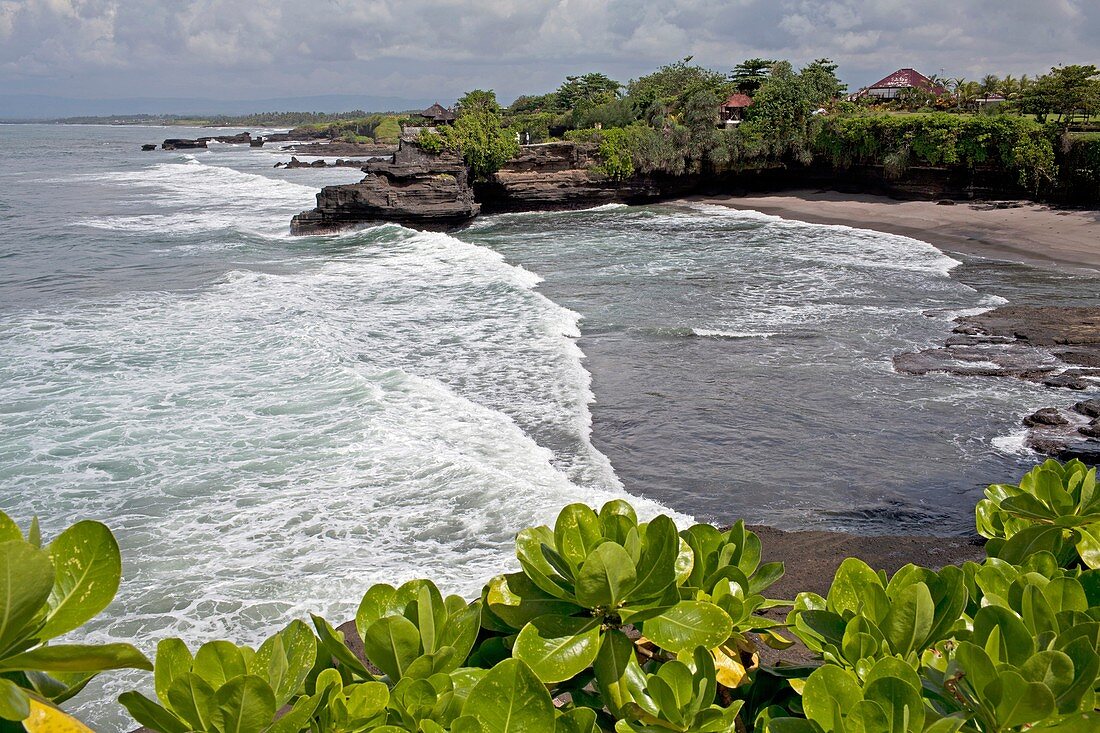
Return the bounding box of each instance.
[714,645,749,687]
[22,700,94,733]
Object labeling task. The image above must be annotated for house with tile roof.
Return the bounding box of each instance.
[851,68,947,100]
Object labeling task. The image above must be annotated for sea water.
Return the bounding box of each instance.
[0,124,1096,729]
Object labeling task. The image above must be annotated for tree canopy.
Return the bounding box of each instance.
[731,58,776,94]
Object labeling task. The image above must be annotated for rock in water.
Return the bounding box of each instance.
[896,306,1100,465]
[162,138,208,150]
[141,144,157,151]
[290,142,479,233]
[1023,408,1070,427]
[1074,398,1100,418]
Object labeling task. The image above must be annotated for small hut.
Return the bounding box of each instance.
[419,103,456,125]
[720,93,753,125]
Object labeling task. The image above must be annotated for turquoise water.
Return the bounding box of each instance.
[1,124,1096,730]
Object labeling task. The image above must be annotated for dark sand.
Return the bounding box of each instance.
[691,191,1100,271]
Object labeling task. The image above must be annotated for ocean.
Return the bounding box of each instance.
[1,124,1096,729]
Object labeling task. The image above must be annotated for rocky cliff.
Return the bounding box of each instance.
[474,142,662,212]
[289,140,1048,234]
[290,143,479,234]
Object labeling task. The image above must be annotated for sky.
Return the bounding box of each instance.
[1,0,1098,112]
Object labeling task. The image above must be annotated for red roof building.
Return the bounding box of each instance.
[854,68,946,99]
[720,93,753,123]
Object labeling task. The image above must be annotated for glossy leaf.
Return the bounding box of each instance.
[210,674,276,733]
[0,540,55,652]
[486,573,582,630]
[575,542,636,609]
[41,521,121,639]
[0,677,29,721]
[465,658,556,733]
[0,643,150,673]
[513,614,600,683]
[643,601,732,654]
[118,691,189,733]
[154,638,194,704]
[362,614,421,680]
[193,641,247,689]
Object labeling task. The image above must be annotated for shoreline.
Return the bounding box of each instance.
[686,190,1100,272]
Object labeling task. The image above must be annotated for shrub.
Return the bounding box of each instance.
[4,460,1098,730]
[812,114,1058,191]
[0,510,150,729]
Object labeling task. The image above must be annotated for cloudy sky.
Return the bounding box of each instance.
[1,0,1097,108]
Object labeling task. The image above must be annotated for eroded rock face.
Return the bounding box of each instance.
[290,143,479,233]
[896,306,1100,464]
[475,142,662,212]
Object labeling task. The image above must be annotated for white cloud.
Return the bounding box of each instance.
[0,0,1096,102]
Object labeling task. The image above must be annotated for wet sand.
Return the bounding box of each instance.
[691,191,1100,271]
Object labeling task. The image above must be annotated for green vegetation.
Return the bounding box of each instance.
[0,511,151,730]
[479,58,1100,198]
[5,458,1100,731]
[432,90,519,179]
[815,114,1057,190]
[294,114,402,144]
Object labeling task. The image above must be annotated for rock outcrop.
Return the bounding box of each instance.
[162,138,208,150]
[474,142,662,212]
[141,144,157,151]
[276,157,370,169]
[896,306,1100,464]
[290,142,479,234]
[285,141,397,157]
[161,133,252,150]
[895,306,1100,388]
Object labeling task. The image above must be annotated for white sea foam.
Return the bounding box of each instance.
[76,158,320,238]
[691,328,778,339]
[0,222,683,652]
[992,429,1033,456]
[686,202,963,276]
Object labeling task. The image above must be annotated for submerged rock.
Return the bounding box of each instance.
[896,305,1100,464]
[140,144,157,151]
[894,306,1100,389]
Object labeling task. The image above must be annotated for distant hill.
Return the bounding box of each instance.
[0,94,439,121]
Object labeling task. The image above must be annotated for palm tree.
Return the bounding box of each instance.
[979,74,1000,96]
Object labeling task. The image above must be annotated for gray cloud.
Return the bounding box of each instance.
[0,0,1096,106]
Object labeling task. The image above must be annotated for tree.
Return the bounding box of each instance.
[1047,64,1100,121]
[731,58,776,94]
[442,90,519,178]
[800,58,846,106]
[1017,65,1098,122]
[745,61,813,158]
[627,58,731,111]
[508,93,558,114]
[556,73,621,111]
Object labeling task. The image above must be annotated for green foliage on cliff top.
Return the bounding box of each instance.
[814,113,1058,189]
[438,90,519,178]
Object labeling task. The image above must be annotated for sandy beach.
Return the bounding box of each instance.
[691,191,1100,271]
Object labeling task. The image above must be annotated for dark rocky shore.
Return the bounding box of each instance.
[897,305,1100,463]
[289,137,1040,234]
